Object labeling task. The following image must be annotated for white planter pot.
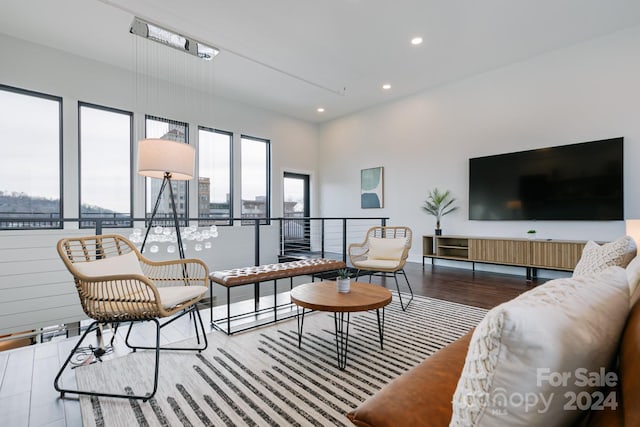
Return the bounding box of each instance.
[337,278,351,293]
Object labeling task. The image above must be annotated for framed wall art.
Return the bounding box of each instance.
[361,166,384,208]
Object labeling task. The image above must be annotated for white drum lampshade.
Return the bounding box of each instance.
[137,138,195,180]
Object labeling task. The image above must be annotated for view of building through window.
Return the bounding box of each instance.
[198,127,232,224]
[79,103,132,227]
[241,135,270,224]
[145,116,189,222]
[0,86,61,229]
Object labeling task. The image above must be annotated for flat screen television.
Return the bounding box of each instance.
[469,138,623,220]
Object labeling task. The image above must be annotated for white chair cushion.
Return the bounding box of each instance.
[354,259,400,270]
[156,285,207,309]
[74,251,144,277]
[450,266,630,427]
[368,237,405,260]
[573,236,636,277]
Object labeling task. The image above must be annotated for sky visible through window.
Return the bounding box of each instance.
[0,90,59,201]
[80,105,131,214]
[284,176,304,212]
[198,128,231,204]
[241,137,268,202]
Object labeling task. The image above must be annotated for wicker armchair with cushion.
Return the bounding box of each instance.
[348,226,414,310]
[54,234,209,401]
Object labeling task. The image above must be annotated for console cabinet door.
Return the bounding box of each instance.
[469,239,529,266]
[530,241,585,270]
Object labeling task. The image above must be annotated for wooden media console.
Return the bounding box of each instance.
[422,235,587,280]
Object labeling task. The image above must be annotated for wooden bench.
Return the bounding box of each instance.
[209,258,346,334]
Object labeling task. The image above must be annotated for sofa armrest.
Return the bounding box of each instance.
[347,331,472,427]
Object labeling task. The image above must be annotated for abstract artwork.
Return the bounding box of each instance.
[361,167,384,208]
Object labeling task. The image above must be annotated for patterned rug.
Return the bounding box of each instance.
[75,294,487,426]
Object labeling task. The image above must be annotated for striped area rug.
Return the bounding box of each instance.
[76,294,487,426]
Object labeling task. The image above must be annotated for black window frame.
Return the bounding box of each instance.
[0,84,63,230]
[197,126,234,226]
[240,134,271,225]
[78,101,133,229]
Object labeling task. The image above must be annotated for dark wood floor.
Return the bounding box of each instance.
[373,261,547,310]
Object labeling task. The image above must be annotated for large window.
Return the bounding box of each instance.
[0,85,62,229]
[241,135,270,224]
[79,103,132,227]
[198,127,232,225]
[145,116,189,222]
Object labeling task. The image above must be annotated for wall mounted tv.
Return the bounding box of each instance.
[469,137,623,221]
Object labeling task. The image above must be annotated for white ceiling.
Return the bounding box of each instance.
[2,0,640,123]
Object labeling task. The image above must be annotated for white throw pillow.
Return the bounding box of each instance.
[368,237,406,261]
[450,267,630,427]
[74,251,144,277]
[572,236,636,277]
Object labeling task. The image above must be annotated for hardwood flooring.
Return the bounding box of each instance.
[403,262,543,309]
[0,262,544,426]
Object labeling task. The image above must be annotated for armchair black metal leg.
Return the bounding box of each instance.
[125,306,208,352]
[401,269,414,300]
[54,321,99,398]
[54,320,160,401]
[193,309,201,345]
[394,270,414,311]
[194,308,209,352]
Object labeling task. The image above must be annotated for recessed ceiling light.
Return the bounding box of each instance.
[317,107,325,113]
[382,84,391,90]
[411,36,423,46]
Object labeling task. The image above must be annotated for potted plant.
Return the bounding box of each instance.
[336,268,351,293]
[422,188,459,235]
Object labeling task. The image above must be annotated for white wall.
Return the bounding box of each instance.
[318,25,640,267]
[0,33,319,334]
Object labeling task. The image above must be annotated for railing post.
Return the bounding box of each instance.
[95,219,103,235]
[278,218,283,258]
[321,219,325,258]
[254,218,261,311]
[342,218,347,263]
[254,218,260,265]
[381,218,387,227]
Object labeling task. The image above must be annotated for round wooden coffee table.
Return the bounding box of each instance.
[290,281,392,370]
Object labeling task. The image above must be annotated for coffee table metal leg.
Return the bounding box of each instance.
[376,307,385,350]
[334,311,351,370]
[296,306,306,348]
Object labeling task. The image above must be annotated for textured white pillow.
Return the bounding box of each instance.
[572,236,636,277]
[368,237,406,260]
[450,267,630,427]
[74,251,144,277]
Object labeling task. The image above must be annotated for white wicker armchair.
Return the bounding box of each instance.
[54,234,209,401]
[348,226,414,310]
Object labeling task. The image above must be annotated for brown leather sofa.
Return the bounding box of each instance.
[347,295,640,426]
